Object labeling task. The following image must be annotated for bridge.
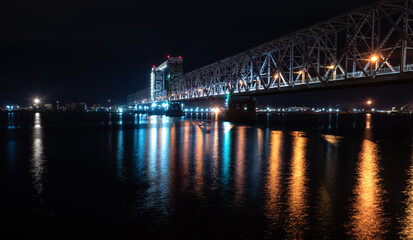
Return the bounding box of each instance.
[161,0,413,101]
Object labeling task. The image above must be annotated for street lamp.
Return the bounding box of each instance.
[370,55,379,71]
[366,100,373,112]
[34,98,40,104]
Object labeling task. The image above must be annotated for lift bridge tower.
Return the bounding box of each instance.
[151,55,183,102]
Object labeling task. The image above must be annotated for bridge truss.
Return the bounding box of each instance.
[169,0,413,101]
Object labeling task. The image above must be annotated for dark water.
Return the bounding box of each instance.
[1,112,413,239]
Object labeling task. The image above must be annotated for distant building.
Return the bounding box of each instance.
[288,107,310,112]
[64,102,87,112]
[88,104,103,111]
[44,103,53,111]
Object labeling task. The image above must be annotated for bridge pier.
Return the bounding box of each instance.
[220,96,257,122]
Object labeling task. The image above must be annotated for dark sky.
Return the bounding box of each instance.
[2,0,412,108]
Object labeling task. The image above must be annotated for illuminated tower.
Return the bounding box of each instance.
[150,56,183,102]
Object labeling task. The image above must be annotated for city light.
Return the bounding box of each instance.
[367,100,373,105]
[34,98,40,104]
[370,55,378,62]
[327,65,335,69]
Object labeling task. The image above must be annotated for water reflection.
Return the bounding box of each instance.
[116,127,125,181]
[365,113,372,129]
[251,128,263,198]
[158,123,171,211]
[144,120,171,214]
[286,132,308,239]
[146,124,158,208]
[211,121,219,186]
[31,113,45,195]
[8,112,15,129]
[400,144,413,239]
[315,137,338,238]
[222,122,232,187]
[194,122,205,198]
[234,127,247,207]
[132,127,145,177]
[264,131,283,236]
[7,113,16,167]
[139,114,147,124]
[118,113,123,125]
[348,127,387,239]
[8,112,411,238]
[181,121,191,193]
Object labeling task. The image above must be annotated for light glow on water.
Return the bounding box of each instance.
[401,146,413,239]
[286,132,309,239]
[348,130,387,239]
[234,127,247,208]
[31,112,44,195]
[3,112,413,238]
[194,121,205,198]
[265,131,283,237]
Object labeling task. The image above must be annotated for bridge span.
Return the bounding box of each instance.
[163,0,413,101]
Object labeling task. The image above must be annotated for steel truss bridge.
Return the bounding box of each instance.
[167,0,413,101]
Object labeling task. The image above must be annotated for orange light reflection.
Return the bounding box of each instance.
[348,134,387,239]
[234,127,247,207]
[286,132,308,239]
[400,145,413,239]
[194,122,204,198]
[264,131,283,236]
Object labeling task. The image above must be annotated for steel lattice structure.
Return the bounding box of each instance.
[167,0,413,101]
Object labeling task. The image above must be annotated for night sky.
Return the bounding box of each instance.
[2,0,412,108]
